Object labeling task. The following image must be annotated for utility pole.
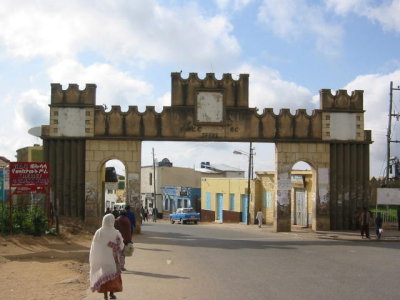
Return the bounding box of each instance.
[152,147,157,210]
[386,82,400,182]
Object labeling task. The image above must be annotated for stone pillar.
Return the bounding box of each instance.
[274,146,292,232]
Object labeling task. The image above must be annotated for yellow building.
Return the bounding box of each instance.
[201,177,250,223]
[201,170,314,227]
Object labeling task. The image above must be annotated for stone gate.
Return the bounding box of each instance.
[40,72,371,232]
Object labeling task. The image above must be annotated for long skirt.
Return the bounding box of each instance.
[98,275,123,293]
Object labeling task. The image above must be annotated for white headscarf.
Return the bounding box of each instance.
[89,214,124,292]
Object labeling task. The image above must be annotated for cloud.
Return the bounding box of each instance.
[343,69,400,177]
[47,59,154,110]
[214,0,254,11]
[236,63,315,113]
[14,89,49,129]
[0,0,240,67]
[325,0,400,34]
[257,0,343,56]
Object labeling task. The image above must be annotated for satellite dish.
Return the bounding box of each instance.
[28,126,42,137]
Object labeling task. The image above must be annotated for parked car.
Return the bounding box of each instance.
[170,208,200,224]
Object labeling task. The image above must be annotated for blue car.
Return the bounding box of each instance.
[170,208,200,224]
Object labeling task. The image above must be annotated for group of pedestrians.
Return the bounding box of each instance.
[140,206,158,223]
[359,207,383,240]
[89,205,136,300]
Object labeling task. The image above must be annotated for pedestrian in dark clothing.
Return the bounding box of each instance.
[125,205,136,236]
[140,206,145,224]
[115,210,132,271]
[105,207,111,215]
[360,207,372,239]
[375,212,383,239]
[112,207,119,219]
[152,207,158,222]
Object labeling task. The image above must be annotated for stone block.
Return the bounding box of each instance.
[308,143,316,153]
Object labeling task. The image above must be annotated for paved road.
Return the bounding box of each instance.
[87,222,400,300]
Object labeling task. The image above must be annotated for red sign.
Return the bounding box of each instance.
[9,162,49,189]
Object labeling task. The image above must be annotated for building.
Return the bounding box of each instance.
[201,177,249,223]
[16,144,44,162]
[196,161,245,178]
[141,158,203,212]
[0,156,10,168]
[141,159,243,215]
[201,170,314,227]
[161,186,201,213]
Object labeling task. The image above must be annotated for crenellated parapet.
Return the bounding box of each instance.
[171,72,249,107]
[41,74,370,144]
[51,83,97,107]
[320,89,363,112]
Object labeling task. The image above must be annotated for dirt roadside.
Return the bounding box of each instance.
[0,232,93,300]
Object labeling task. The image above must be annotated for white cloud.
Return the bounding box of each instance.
[47,59,153,111]
[0,0,240,66]
[236,63,315,113]
[215,0,254,11]
[343,69,400,177]
[257,0,343,56]
[325,0,400,34]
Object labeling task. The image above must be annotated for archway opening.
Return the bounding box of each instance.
[291,161,314,229]
[102,159,126,215]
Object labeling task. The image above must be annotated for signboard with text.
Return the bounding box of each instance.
[9,162,50,195]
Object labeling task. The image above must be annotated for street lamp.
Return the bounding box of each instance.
[233,142,254,225]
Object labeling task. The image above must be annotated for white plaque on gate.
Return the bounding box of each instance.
[196,92,223,123]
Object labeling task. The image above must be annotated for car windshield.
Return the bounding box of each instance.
[179,208,194,213]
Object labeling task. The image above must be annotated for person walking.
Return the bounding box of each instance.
[89,214,123,300]
[256,208,264,228]
[125,205,136,236]
[144,207,148,222]
[375,212,383,239]
[360,207,372,239]
[114,210,132,271]
[153,207,158,222]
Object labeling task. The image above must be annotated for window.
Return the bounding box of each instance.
[206,192,211,210]
[263,191,272,208]
[229,193,235,210]
[149,173,152,185]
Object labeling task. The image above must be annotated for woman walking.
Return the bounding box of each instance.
[90,214,124,300]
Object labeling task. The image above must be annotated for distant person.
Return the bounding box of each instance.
[105,207,111,215]
[89,214,123,300]
[153,207,158,222]
[375,212,383,239]
[112,207,119,219]
[144,207,148,222]
[140,206,145,224]
[360,207,372,239]
[148,207,153,221]
[125,205,136,236]
[114,210,132,271]
[256,208,264,228]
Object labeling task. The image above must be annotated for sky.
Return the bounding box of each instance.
[1,0,400,178]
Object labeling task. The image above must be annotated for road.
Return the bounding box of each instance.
[87,221,400,300]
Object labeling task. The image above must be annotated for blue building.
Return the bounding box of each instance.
[161,186,201,213]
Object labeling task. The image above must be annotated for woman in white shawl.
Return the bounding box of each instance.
[90,213,124,300]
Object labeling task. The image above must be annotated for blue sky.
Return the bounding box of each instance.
[1,0,400,177]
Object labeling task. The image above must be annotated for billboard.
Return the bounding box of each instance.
[377,188,400,205]
[9,162,49,194]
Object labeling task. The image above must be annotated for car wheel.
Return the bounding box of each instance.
[170,218,175,224]
[194,221,198,224]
